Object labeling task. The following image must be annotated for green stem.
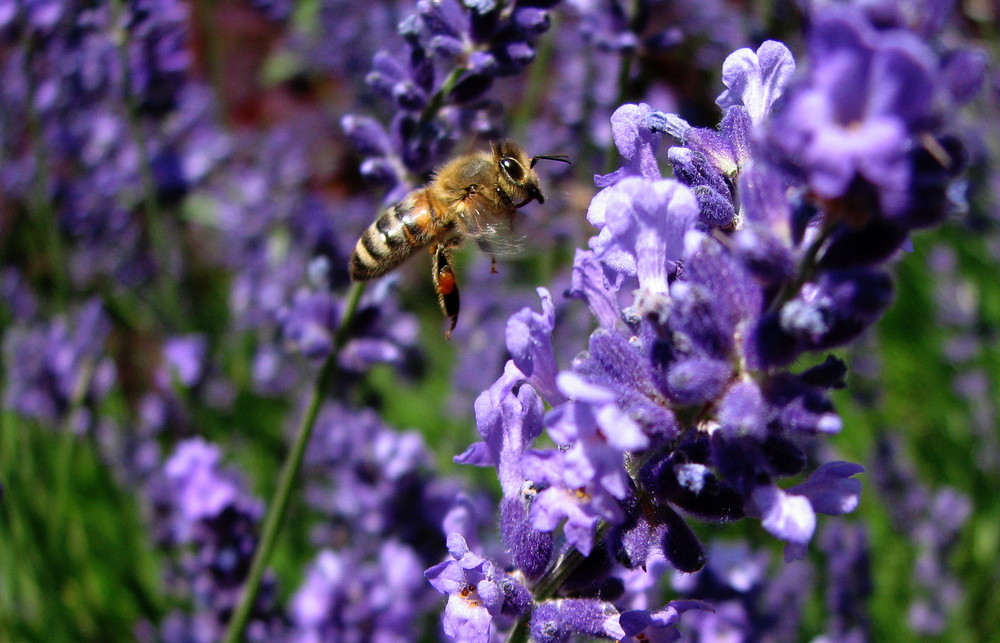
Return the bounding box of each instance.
[222,282,366,643]
[766,219,837,315]
[510,13,558,140]
[418,66,465,132]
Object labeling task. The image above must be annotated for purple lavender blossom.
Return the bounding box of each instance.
[212,128,421,387]
[590,177,698,299]
[289,542,431,643]
[767,5,974,225]
[3,299,116,432]
[458,362,545,498]
[817,520,873,641]
[0,0,214,290]
[157,335,209,390]
[304,402,469,562]
[444,5,983,639]
[927,245,999,470]
[345,0,567,188]
[425,533,532,641]
[281,401,492,641]
[148,438,283,642]
[529,598,625,643]
[641,40,797,232]
[0,268,39,321]
[716,40,796,126]
[619,599,711,643]
[506,287,565,406]
[446,262,561,416]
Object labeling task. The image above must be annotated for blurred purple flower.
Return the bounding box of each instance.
[304,403,470,563]
[345,0,567,185]
[817,520,873,641]
[148,438,282,642]
[3,299,116,431]
[156,335,209,389]
[289,542,431,643]
[769,6,940,215]
[672,541,814,640]
[872,435,970,635]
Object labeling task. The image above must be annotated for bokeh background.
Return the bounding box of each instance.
[1,0,998,641]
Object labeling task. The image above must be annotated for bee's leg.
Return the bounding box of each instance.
[432,243,460,338]
[490,256,498,274]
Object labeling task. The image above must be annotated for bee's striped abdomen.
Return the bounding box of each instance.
[349,192,439,281]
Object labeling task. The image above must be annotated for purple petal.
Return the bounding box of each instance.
[753,485,816,559]
[609,103,662,180]
[468,362,544,497]
[788,461,864,515]
[507,288,565,405]
[567,250,624,329]
[716,40,796,125]
[596,177,698,294]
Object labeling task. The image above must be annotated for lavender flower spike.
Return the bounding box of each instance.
[522,372,650,556]
[769,6,940,214]
[716,40,796,125]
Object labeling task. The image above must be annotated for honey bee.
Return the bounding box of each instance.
[349,141,570,336]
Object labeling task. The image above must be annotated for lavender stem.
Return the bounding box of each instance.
[222,280,366,643]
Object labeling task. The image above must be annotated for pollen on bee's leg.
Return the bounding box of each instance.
[433,244,461,338]
[437,272,456,294]
[490,256,498,274]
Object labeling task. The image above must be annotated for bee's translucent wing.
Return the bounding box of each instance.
[459,202,527,257]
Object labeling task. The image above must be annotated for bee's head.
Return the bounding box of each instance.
[492,141,570,207]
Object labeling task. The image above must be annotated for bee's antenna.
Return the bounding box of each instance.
[530,154,572,169]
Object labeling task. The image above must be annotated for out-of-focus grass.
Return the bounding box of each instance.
[831,222,1000,643]
[0,414,165,642]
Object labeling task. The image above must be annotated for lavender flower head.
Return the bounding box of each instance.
[425,533,532,641]
[432,5,981,639]
[346,0,567,198]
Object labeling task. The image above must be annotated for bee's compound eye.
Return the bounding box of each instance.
[500,157,524,182]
